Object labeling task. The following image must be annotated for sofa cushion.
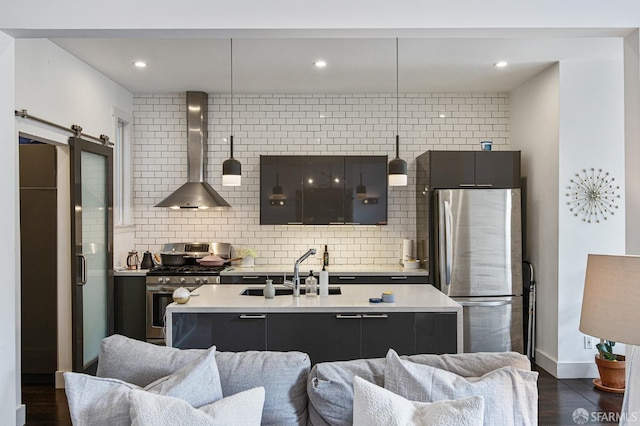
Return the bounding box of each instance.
[384,349,538,426]
[129,387,265,426]
[96,335,310,426]
[65,346,222,425]
[96,334,204,387]
[307,350,531,426]
[353,376,484,426]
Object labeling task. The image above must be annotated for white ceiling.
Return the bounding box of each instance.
[51,36,624,95]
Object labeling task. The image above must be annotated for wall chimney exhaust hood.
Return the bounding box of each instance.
[155,91,230,209]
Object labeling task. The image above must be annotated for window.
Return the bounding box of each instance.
[113,108,133,226]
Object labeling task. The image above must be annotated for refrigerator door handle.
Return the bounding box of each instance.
[440,200,453,293]
[457,300,511,307]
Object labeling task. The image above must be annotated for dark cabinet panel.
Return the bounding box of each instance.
[415,312,458,354]
[474,151,521,188]
[267,313,361,364]
[428,151,476,189]
[260,155,387,225]
[260,156,303,225]
[114,276,146,341]
[361,313,415,358]
[172,312,266,350]
[424,151,520,189]
[344,156,388,225]
[329,275,370,285]
[303,156,345,224]
[367,275,429,284]
[220,275,284,285]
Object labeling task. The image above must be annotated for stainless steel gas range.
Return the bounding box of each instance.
[145,242,230,343]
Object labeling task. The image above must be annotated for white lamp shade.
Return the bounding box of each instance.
[388,173,407,186]
[579,254,640,346]
[222,174,241,186]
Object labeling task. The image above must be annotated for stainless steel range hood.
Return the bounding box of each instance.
[155,91,230,209]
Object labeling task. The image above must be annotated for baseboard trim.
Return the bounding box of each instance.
[535,349,599,379]
[16,404,25,426]
[55,370,67,389]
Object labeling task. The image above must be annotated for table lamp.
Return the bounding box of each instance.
[579,254,640,424]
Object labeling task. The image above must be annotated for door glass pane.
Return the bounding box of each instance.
[81,151,108,365]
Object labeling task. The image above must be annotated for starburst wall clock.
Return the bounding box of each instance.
[565,168,620,223]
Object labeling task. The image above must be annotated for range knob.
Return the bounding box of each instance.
[164,277,171,284]
[180,277,186,284]
[157,277,164,284]
[195,278,202,284]
[202,277,209,284]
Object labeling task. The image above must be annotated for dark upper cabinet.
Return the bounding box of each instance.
[260,156,303,225]
[260,155,387,225]
[344,156,388,225]
[303,156,345,224]
[423,150,520,189]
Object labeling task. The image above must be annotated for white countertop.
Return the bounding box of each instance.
[220,264,428,276]
[166,284,458,314]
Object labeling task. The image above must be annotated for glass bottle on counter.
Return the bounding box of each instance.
[305,271,317,297]
[323,245,329,266]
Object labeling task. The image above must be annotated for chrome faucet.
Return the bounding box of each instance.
[283,248,316,297]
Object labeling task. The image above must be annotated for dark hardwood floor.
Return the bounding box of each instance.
[21,365,624,425]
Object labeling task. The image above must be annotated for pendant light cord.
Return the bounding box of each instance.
[230,38,234,158]
[395,37,400,158]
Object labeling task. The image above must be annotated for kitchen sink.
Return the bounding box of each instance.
[240,286,341,296]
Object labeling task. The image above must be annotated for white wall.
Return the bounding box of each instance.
[130,92,510,268]
[0,32,21,425]
[13,39,133,389]
[511,63,560,374]
[556,57,626,377]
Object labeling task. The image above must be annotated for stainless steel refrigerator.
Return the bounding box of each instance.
[431,188,523,353]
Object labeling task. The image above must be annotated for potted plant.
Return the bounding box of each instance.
[594,339,625,391]
[238,248,258,267]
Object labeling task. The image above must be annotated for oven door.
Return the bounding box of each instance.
[146,288,174,343]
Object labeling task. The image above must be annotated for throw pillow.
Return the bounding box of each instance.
[353,376,484,426]
[129,386,265,426]
[65,346,223,426]
[383,349,538,426]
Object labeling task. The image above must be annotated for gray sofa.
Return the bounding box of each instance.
[67,335,538,425]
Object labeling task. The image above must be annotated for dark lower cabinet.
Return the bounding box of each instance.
[171,311,458,361]
[361,313,415,358]
[267,313,361,364]
[415,312,458,354]
[114,276,146,341]
[172,312,267,350]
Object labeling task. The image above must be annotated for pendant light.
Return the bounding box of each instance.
[388,38,407,187]
[223,38,242,186]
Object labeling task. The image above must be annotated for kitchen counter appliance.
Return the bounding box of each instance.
[146,242,231,343]
[428,188,523,353]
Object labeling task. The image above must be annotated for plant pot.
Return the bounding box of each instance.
[595,354,626,390]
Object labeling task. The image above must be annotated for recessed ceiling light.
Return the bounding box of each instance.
[133,61,147,68]
[313,60,327,68]
[494,61,508,68]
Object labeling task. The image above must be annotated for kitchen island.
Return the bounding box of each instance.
[166,284,462,364]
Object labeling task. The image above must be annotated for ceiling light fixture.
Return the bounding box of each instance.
[223,39,242,186]
[388,38,408,187]
[494,61,508,68]
[133,61,147,68]
[313,60,327,68]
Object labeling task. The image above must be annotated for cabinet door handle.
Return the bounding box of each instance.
[476,184,493,188]
[458,184,476,187]
[239,314,267,319]
[78,254,87,286]
[329,221,346,225]
[336,314,362,319]
[345,222,360,225]
[362,314,389,319]
[241,276,260,279]
[337,276,356,280]
[390,276,408,280]
[287,222,303,225]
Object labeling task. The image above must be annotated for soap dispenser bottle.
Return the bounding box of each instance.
[319,265,329,296]
[264,278,275,299]
[305,270,317,297]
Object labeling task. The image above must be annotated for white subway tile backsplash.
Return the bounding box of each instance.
[130,92,510,266]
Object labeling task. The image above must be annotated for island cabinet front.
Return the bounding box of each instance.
[171,311,457,363]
